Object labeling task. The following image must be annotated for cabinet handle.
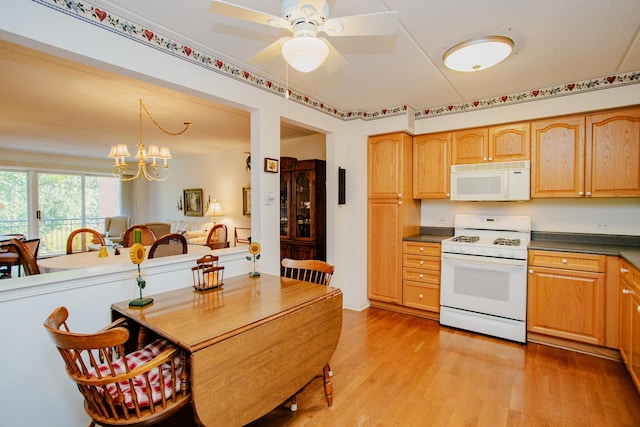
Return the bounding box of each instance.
[419,247,424,252]
[586,191,592,196]
[483,157,488,161]
[398,200,402,205]
[419,274,424,278]
[623,289,632,295]
[561,259,568,264]
[419,260,424,265]
[488,157,493,161]
[578,191,584,196]
[398,193,402,198]
[621,268,629,274]
[529,269,534,274]
[637,306,640,313]
[419,294,423,299]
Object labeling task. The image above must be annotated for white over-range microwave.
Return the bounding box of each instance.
[450,160,530,201]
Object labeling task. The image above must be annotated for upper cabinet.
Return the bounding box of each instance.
[451,123,530,165]
[531,115,585,198]
[413,132,450,199]
[587,107,640,197]
[532,107,640,198]
[368,132,413,199]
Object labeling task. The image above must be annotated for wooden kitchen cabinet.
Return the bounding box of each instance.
[402,242,440,313]
[451,123,529,165]
[586,107,640,197]
[619,260,640,391]
[368,133,420,305]
[528,250,606,345]
[532,106,640,198]
[413,132,450,199]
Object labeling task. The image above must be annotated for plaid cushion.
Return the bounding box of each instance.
[89,339,183,409]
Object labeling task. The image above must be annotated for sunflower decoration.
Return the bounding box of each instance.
[128,243,153,307]
[246,241,261,277]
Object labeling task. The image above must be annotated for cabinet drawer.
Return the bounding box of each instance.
[529,250,606,272]
[403,282,440,312]
[402,254,440,271]
[403,267,440,284]
[403,241,440,257]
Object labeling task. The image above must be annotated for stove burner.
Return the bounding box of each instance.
[451,235,480,243]
[493,238,521,246]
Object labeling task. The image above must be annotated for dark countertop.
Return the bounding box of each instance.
[403,228,640,270]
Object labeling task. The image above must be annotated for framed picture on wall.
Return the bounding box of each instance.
[243,187,251,216]
[264,157,279,173]
[183,188,204,216]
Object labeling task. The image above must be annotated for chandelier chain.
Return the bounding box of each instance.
[139,99,192,136]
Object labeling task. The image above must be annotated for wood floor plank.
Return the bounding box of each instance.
[248,307,640,427]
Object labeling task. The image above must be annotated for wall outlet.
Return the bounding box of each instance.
[596,223,612,230]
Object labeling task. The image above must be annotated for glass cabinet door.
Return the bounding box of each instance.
[280,173,290,238]
[294,170,313,239]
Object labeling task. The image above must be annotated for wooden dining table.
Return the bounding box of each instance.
[111,273,343,426]
[38,244,210,272]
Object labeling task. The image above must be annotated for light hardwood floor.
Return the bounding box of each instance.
[248,307,640,427]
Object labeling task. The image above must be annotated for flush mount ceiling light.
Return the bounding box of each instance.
[281,29,329,73]
[443,36,514,72]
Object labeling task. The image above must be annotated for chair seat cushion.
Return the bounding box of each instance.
[89,338,183,409]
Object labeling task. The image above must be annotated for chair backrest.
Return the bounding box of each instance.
[104,216,130,240]
[122,225,157,247]
[281,258,334,286]
[206,224,228,250]
[140,222,171,239]
[10,238,40,275]
[66,228,105,254]
[43,306,190,426]
[22,238,40,260]
[148,233,188,259]
[234,227,251,246]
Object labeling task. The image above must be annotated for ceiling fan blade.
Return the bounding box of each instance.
[248,37,291,65]
[321,11,399,37]
[210,0,289,28]
[319,38,348,73]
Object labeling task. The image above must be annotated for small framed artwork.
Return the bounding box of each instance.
[264,157,279,173]
[183,188,204,217]
[243,187,251,216]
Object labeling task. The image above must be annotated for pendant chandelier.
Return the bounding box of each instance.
[109,99,192,182]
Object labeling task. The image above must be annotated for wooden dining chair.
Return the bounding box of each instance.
[66,228,106,254]
[148,233,188,259]
[233,227,251,246]
[7,238,40,276]
[43,306,191,427]
[205,224,228,250]
[280,257,335,411]
[122,225,157,248]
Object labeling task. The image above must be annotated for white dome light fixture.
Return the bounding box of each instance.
[281,23,329,73]
[443,36,514,72]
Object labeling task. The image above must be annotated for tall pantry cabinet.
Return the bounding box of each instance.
[368,133,420,305]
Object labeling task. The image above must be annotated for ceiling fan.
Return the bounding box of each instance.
[210,0,399,73]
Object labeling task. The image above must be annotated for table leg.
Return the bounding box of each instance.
[323,363,333,407]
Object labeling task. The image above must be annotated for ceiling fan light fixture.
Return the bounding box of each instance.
[281,36,329,73]
[443,36,514,72]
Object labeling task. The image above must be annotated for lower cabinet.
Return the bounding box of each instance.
[619,260,640,391]
[402,242,440,313]
[527,250,606,345]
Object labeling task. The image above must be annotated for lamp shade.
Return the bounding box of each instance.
[206,200,224,217]
[443,36,514,72]
[281,36,329,73]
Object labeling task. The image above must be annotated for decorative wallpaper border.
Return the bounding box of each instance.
[33,0,640,123]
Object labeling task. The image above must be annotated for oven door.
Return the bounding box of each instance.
[440,252,527,321]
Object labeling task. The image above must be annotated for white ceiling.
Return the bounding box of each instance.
[1,0,640,160]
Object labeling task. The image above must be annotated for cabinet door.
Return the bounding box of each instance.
[280,173,292,238]
[631,292,640,389]
[527,266,605,344]
[488,122,530,162]
[292,169,315,240]
[451,127,488,164]
[368,133,411,198]
[413,132,450,198]
[620,275,633,365]
[367,199,403,304]
[586,107,640,197]
[530,115,585,198]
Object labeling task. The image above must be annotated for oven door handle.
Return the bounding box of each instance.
[441,252,527,268]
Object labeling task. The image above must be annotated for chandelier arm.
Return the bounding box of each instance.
[140,99,192,136]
